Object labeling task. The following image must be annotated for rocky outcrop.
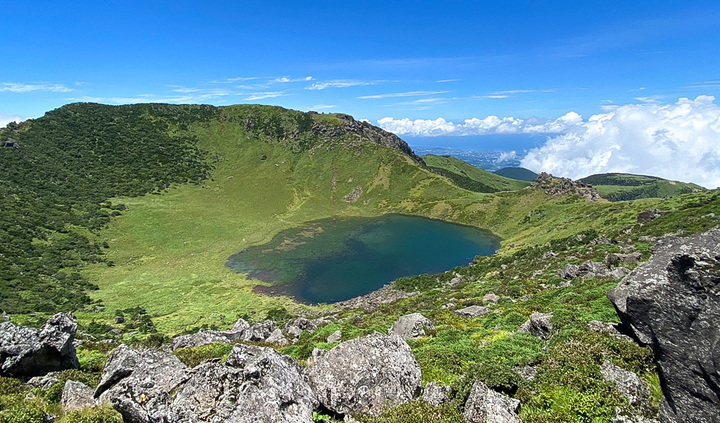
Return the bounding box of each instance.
[95,343,316,422]
[61,380,96,412]
[463,380,522,423]
[517,312,553,340]
[305,333,422,416]
[608,228,720,423]
[95,345,188,422]
[558,260,630,280]
[171,344,317,422]
[336,283,418,311]
[606,252,643,268]
[535,172,601,201]
[388,313,435,340]
[455,305,491,318]
[170,318,249,350]
[0,312,79,377]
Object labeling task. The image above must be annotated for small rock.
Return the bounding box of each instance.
[388,313,434,340]
[27,373,59,390]
[636,209,661,224]
[463,380,522,423]
[423,382,451,406]
[455,305,491,318]
[326,330,342,343]
[600,361,651,408]
[517,312,553,340]
[242,320,276,342]
[61,380,96,412]
[114,315,125,324]
[482,293,500,304]
[266,328,289,346]
[605,252,643,267]
[516,365,537,381]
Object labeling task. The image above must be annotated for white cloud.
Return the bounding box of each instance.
[0,113,24,128]
[0,82,73,93]
[521,96,720,188]
[274,76,313,83]
[311,104,336,110]
[377,112,583,136]
[244,92,287,101]
[358,90,450,100]
[306,80,376,90]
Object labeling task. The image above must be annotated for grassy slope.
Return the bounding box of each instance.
[494,166,538,182]
[82,119,483,332]
[580,172,706,201]
[423,154,531,193]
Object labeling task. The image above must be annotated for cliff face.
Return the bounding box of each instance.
[608,228,720,422]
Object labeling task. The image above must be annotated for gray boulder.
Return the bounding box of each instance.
[463,380,522,423]
[608,228,720,423]
[266,328,289,346]
[242,320,276,342]
[95,345,188,422]
[606,252,643,268]
[170,318,249,351]
[423,382,451,406]
[559,261,629,280]
[600,361,651,408]
[171,344,317,422]
[455,305,491,318]
[326,330,342,343]
[305,333,422,415]
[517,312,553,340]
[388,313,435,340]
[0,312,79,377]
[61,380,96,412]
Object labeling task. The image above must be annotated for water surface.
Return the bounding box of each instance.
[226,214,498,303]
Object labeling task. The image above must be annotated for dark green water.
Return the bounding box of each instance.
[226,214,499,303]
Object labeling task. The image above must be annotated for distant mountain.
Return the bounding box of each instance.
[494,167,538,182]
[579,173,706,201]
[422,154,531,193]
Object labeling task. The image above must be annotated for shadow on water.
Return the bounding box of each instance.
[227,214,499,304]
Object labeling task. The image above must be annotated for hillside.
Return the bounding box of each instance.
[494,166,538,182]
[2,103,720,422]
[579,172,706,201]
[423,154,532,193]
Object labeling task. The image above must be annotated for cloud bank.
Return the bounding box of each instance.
[521,96,720,189]
[0,113,24,128]
[377,112,583,136]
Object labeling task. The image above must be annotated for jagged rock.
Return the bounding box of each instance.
[608,228,720,423]
[230,317,250,333]
[559,261,629,280]
[483,293,501,304]
[62,380,96,412]
[517,312,553,340]
[606,252,643,267]
[637,209,661,224]
[423,382,451,406]
[590,235,616,245]
[95,345,188,422]
[541,251,557,260]
[27,372,60,389]
[266,328,289,346]
[285,317,322,339]
[388,313,434,340]
[463,380,522,423]
[600,361,651,408]
[455,305,491,318]
[170,317,249,351]
[242,320,276,342]
[114,315,125,324]
[305,333,422,415]
[449,273,465,287]
[0,312,79,377]
[336,284,418,311]
[171,344,317,422]
[326,330,342,343]
[535,172,601,202]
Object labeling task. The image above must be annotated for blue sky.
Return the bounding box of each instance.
[2,1,720,186]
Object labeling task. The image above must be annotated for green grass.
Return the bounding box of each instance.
[580,173,706,201]
[423,154,531,193]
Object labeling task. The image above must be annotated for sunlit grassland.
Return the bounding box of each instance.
[81,121,479,333]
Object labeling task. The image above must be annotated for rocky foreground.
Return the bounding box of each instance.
[2,228,719,422]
